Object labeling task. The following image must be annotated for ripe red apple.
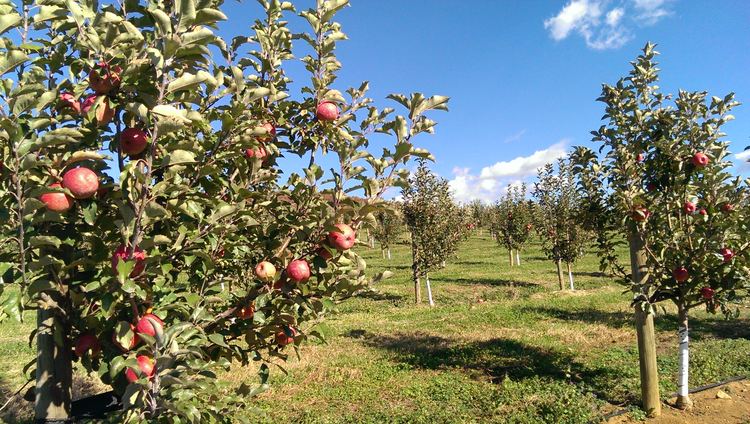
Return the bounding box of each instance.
[683,201,697,214]
[672,266,689,283]
[631,206,651,222]
[40,183,73,212]
[691,152,709,168]
[327,223,356,251]
[720,247,734,263]
[120,128,148,156]
[700,287,715,300]
[636,153,645,162]
[698,208,708,216]
[236,303,254,320]
[136,313,163,338]
[286,259,310,283]
[245,146,268,161]
[275,327,298,346]
[74,334,101,358]
[111,244,147,276]
[125,355,155,383]
[258,122,276,142]
[316,101,339,122]
[112,324,140,352]
[254,261,277,283]
[89,62,122,94]
[721,203,734,213]
[58,92,81,114]
[62,167,99,199]
[81,95,115,125]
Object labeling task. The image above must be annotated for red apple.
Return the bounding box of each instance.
[74,334,101,358]
[700,287,715,300]
[698,208,708,216]
[286,259,310,283]
[327,223,356,251]
[258,122,276,142]
[316,101,339,122]
[136,313,163,338]
[673,266,689,283]
[111,244,147,276]
[62,167,99,199]
[40,183,73,212]
[120,128,148,156]
[82,95,115,126]
[275,327,298,346]
[236,303,254,320]
[691,152,709,168]
[89,62,122,94]
[683,201,697,214]
[112,324,140,352]
[254,261,277,283]
[721,203,734,213]
[646,182,657,192]
[245,146,268,161]
[720,247,734,263]
[631,206,651,222]
[58,92,81,114]
[125,355,155,383]
[636,153,645,162]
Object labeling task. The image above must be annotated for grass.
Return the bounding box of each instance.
[2,233,749,423]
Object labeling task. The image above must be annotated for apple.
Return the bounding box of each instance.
[631,205,651,222]
[112,324,140,352]
[258,122,276,142]
[316,101,339,122]
[58,92,81,114]
[672,266,689,283]
[646,182,657,192]
[254,261,277,283]
[698,208,708,216]
[62,167,99,199]
[691,152,709,168]
[89,62,122,94]
[275,327,298,346]
[125,355,155,383]
[236,303,254,320]
[136,313,163,338]
[636,153,645,162]
[720,247,734,263]
[245,146,268,161]
[721,203,734,213]
[120,128,148,156]
[683,201,697,214]
[74,334,101,358]
[700,287,715,300]
[81,95,115,126]
[327,223,356,251]
[40,183,73,212]
[111,244,147,276]
[286,259,310,283]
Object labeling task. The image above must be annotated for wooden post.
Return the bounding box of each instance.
[628,223,661,417]
[556,259,564,290]
[35,304,72,423]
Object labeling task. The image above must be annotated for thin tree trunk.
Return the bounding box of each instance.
[411,234,421,304]
[567,262,574,291]
[426,273,435,307]
[676,302,692,409]
[508,249,513,267]
[516,250,520,266]
[556,259,564,291]
[35,304,72,422]
[628,223,661,417]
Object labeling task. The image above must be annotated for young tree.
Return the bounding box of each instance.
[533,159,589,290]
[574,43,749,413]
[0,0,448,421]
[490,184,533,267]
[467,199,489,234]
[372,204,403,260]
[402,160,466,306]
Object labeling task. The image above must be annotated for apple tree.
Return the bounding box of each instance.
[372,202,403,260]
[489,183,533,267]
[402,160,466,306]
[0,0,448,421]
[574,43,749,413]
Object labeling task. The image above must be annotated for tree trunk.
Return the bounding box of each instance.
[381,248,386,259]
[628,223,661,417]
[508,249,513,267]
[411,234,421,304]
[556,259,564,291]
[515,250,520,266]
[676,302,692,409]
[35,305,72,422]
[567,262,574,291]
[426,273,435,307]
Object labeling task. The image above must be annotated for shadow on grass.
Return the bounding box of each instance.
[523,306,750,341]
[347,330,630,404]
[430,276,540,288]
[454,261,489,266]
[354,290,406,303]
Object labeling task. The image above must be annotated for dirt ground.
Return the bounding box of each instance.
[610,380,750,424]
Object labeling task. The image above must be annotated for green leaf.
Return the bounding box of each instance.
[0,50,28,76]
[29,236,61,248]
[0,12,22,37]
[167,71,216,94]
[208,333,229,348]
[162,150,196,167]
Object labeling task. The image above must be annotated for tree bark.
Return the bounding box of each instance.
[675,302,693,409]
[425,273,435,307]
[508,249,513,267]
[556,259,564,291]
[35,301,72,422]
[628,223,661,417]
[567,262,574,291]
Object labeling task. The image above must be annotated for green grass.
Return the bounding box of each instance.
[2,233,749,423]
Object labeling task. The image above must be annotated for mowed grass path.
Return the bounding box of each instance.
[2,234,749,423]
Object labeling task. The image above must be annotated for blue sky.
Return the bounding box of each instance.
[219,0,750,202]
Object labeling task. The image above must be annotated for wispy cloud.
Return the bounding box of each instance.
[448,141,569,203]
[544,0,673,50]
[503,129,527,144]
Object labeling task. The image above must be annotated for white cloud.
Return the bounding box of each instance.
[736,149,750,162]
[544,0,672,50]
[449,141,569,203]
[503,129,527,144]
